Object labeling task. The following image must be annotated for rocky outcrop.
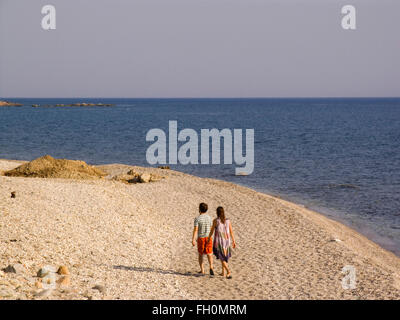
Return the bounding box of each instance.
[32,103,113,107]
[112,169,164,184]
[0,100,22,107]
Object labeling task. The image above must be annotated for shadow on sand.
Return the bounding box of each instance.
[113,265,206,278]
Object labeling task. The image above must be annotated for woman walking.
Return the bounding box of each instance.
[207,206,236,279]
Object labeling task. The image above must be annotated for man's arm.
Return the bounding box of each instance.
[192,226,198,246]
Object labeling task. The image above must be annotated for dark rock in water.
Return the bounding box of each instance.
[328,183,359,189]
[338,184,359,189]
[0,100,22,107]
[11,191,16,198]
[29,102,114,108]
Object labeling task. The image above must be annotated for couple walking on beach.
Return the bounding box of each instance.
[192,203,236,279]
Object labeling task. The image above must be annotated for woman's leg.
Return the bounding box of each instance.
[220,260,226,277]
[222,261,231,278]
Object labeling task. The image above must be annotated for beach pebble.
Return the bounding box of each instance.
[57,266,70,275]
[37,265,57,278]
[92,284,106,294]
[56,276,70,287]
[34,289,53,298]
[0,287,15,298]
[11,191,16,198]
[139,173,151,183]
[2,263,25,274]
[16,293,27,300]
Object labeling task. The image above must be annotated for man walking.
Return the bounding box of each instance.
[192,203,214,275]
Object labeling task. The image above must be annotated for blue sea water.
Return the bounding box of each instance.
[1,98,400,255]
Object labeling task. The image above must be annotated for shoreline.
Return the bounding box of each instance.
[1,158,400,299]
[244,186,400,258]
[2,157,399,259]
[2,157,400,260]
[197,176,400,270]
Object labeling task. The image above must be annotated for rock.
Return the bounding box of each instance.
[11,191,16,198]
[34,289,53,297]
[35,280,43,289]
[149,173,164,182]
[57,266,69,275]
[139,173,151,183]
[114,170,163,184]
[2,264,25,274]
[24,276,36,284]
[16,293,27,300]
[0,286,14,298]
[37,265,57,278]
[43,276,56,286]
[56,276,70,287]
[0,100,22,107]
[112,174,140,184]
[0,271,4,277]
[158,166,170,169]
[92,284,106,294]
[127,169,140,176]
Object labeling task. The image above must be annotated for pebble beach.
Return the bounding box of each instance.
[0,158,400,300]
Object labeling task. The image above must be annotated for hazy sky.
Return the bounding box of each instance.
[0,0,399,98]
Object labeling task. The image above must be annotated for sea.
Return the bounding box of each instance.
[1,98,399,256]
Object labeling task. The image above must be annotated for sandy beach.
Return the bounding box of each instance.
[0,158,400,300]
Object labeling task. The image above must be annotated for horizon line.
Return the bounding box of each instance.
[2,96,400,100]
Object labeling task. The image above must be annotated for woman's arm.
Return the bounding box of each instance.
[229,222,236,248]
[207,219,216,243]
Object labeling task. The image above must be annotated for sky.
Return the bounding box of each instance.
[0,0,399,98]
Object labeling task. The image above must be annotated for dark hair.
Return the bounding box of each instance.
[199,203,208,213]
[217,206,226,224]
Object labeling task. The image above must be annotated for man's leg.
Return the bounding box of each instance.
[198,253,205,274]
[207,254,214,272]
